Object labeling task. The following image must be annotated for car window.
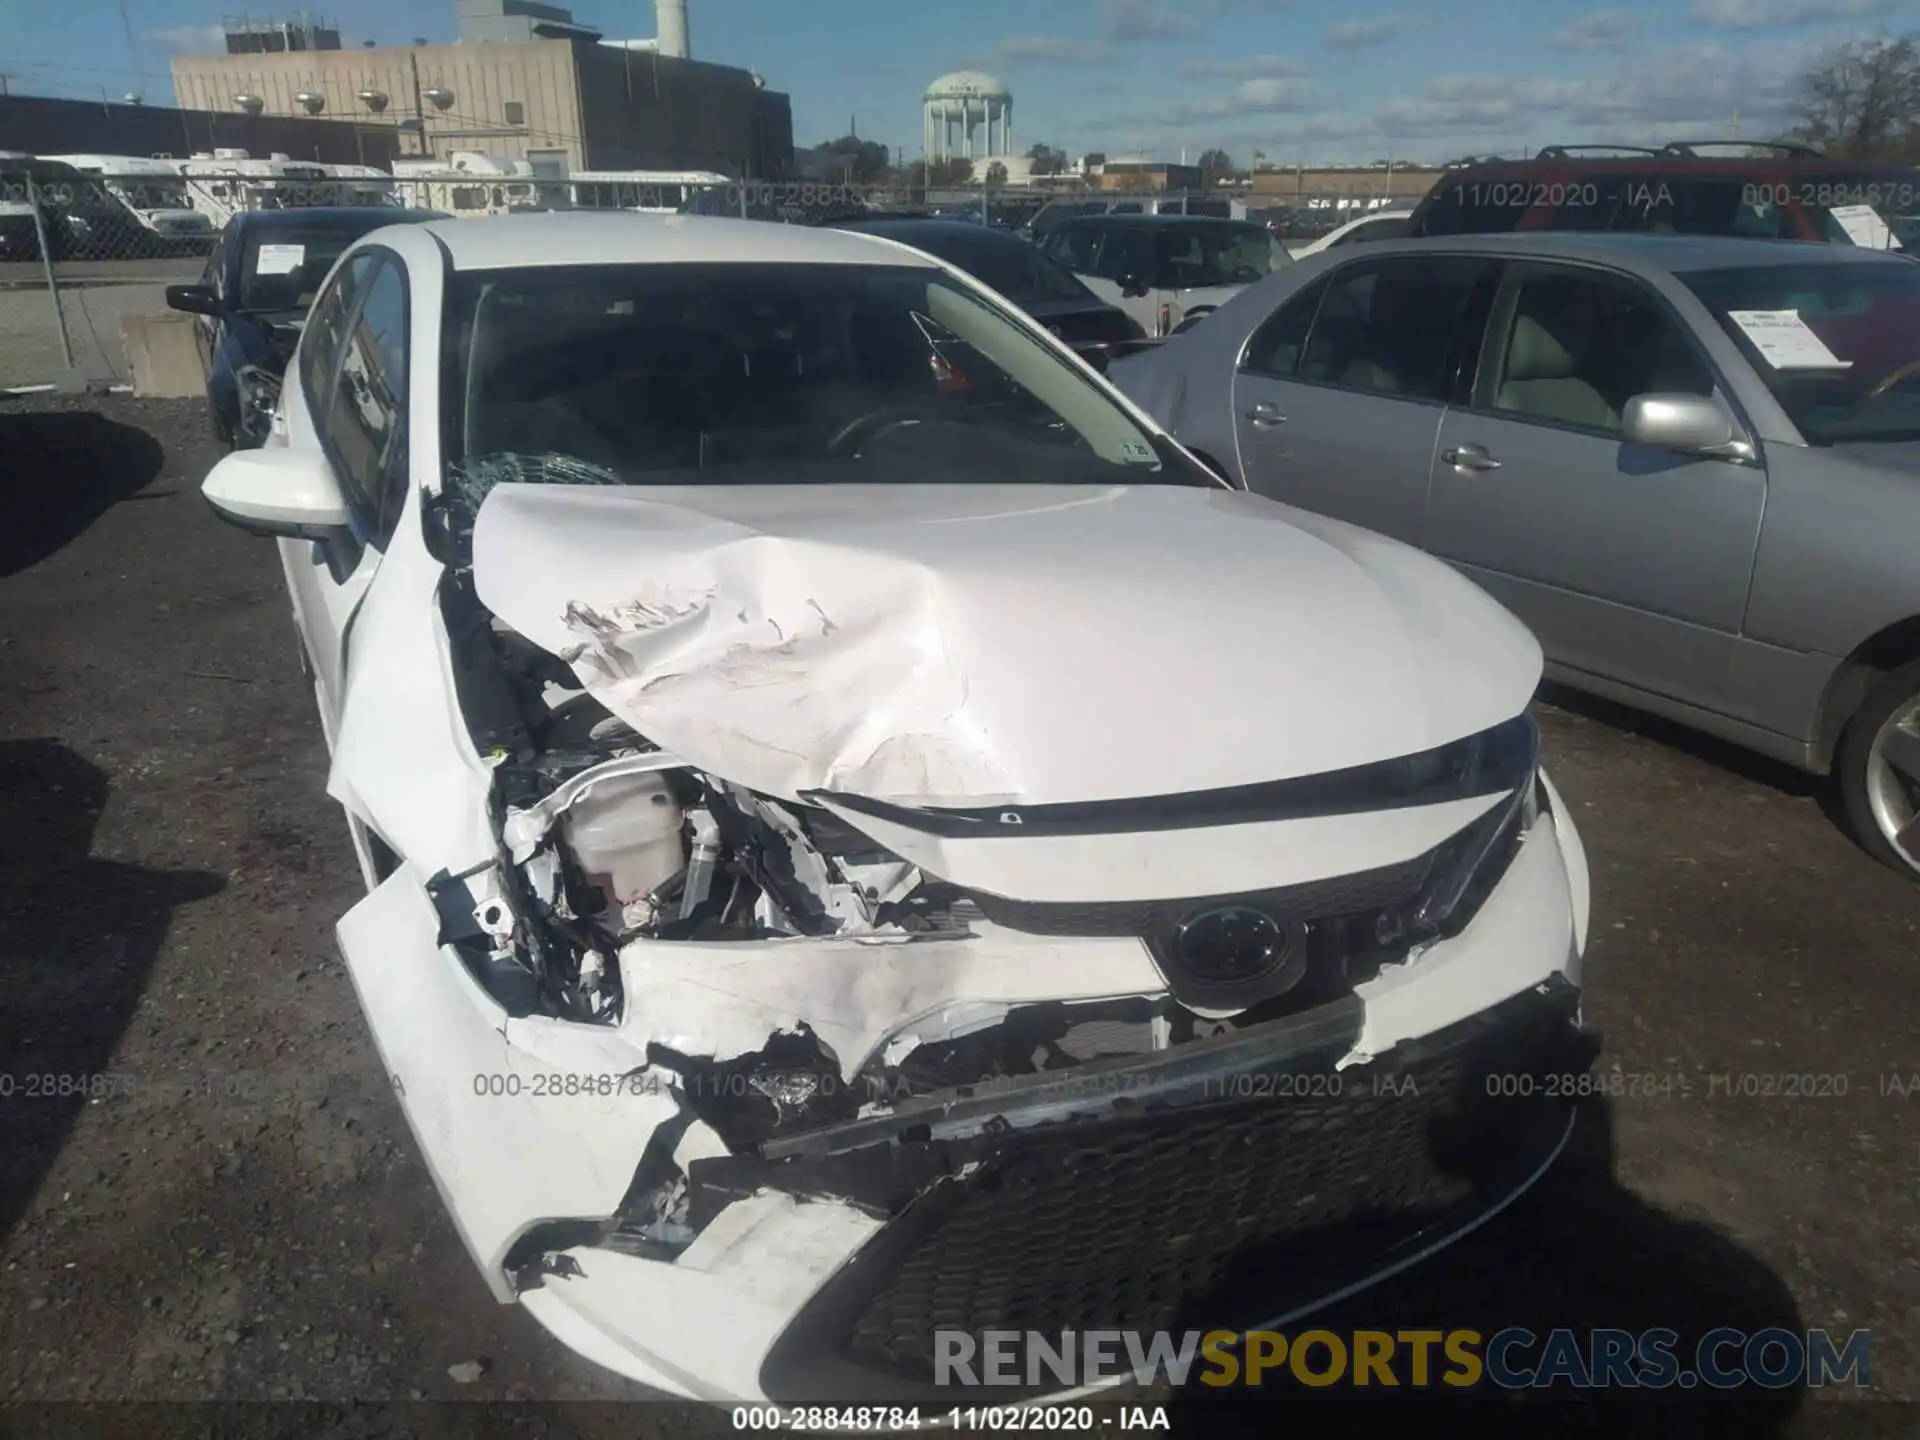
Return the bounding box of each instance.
[445,262,1207,490]
[1049,225,1099,274]
[1240,275,1332,377]
[1091,228,1153,283]
[904,230,1089,305]
[323,257,409,538]
[1298,256,1497,400]
[1330,215,1409,248]
[1680,260,1920,444]
[1482,267,1716,435]
[1155,222,1287,288]
[298,251,375,421]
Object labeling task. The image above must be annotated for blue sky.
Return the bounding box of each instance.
[3,0,1908,164]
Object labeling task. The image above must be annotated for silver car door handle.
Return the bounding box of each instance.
[1245,402,1286,427]
[1442,443,1502,471]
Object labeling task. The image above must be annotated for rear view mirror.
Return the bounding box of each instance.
[202,446,351,540]
[1118,274,1150,298]
[1622,393,1738,454]
[165,284,223,318]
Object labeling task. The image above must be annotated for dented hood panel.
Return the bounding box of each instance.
[472,482,1540,807]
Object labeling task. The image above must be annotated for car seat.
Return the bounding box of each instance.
[1496,313,1618,429]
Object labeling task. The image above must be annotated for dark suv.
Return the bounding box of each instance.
[1407,143,1917,252]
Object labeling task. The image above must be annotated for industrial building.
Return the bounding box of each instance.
[168,0,793,178]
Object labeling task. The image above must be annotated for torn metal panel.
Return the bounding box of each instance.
[516,1195,883,1401]
[607,926,1169,1081]
[1340,809,1579,1069]
[336,864,675,1300]
[471,481,1542,809]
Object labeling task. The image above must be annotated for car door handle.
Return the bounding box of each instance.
[1245,402,1286,427]
[1442,443,1502,472]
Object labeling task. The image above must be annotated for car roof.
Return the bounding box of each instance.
[1058,213,1259,228]
[828,216,1026,245]
[233,206,447,232]
[423,211,944,271]
[1349,231,1912,274]
[1433,154,1912,177]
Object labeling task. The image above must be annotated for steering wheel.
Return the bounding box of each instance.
[825,403,944,457]
[1866,357,1920,400]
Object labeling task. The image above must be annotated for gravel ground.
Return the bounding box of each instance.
[1,395,1916,1438]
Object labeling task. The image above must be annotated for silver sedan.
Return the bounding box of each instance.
[1110,232,1920,878]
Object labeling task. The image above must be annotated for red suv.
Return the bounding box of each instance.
[1406,143,1917,251]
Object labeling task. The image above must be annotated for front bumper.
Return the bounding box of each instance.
[495,802,1591,1403]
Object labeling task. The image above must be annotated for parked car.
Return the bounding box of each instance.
[165,205,445,448]
[1292,206,1415,258]
[1407,142,1916,251]
[192,211,1592,1403]
[1109,232,1920,876]
[822,213,1146,357]
[1019,193,1242,245]
[1040,213,1293,335]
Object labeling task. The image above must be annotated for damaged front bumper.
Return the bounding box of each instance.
[337,789,1592,1404]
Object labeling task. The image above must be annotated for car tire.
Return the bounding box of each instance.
[1834,657,1920,879]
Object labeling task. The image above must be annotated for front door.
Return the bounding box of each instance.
[278,250,410,741]
[1423,261,1767,714]
[1230,254,1500,544]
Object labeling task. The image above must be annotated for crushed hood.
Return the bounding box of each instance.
[471,481,1540,808]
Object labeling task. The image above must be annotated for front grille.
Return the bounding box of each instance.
[759,982,1591,1403]
[967,847,1434,936]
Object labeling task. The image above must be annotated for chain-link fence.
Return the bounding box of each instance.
[0,167,1425,392]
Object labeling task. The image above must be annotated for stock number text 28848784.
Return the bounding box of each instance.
[1743,181,1918,210]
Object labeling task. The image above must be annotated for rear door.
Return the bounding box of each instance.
[1230,253,1500,544]
[1423,260,1767,713]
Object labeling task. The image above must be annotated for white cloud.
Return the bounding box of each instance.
[145,23,227,55]
[1178,53,1308,78]
[1169,75,1318,121]
[1324,16,1416,50]
[993,35,1109,64]
[1550,10,1642,51]
[1689,0,1897,27]
[1102,0,1197,43]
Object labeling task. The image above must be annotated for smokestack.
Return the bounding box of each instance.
[655,0,688,58]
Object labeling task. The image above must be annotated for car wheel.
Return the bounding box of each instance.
[1835,657,1920,879]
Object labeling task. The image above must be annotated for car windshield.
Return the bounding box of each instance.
[1155,222,1287,287]
[1681,261,1920,444]
[888,229,1089,305]
[445,262,1198,486]
[238,224,380,313]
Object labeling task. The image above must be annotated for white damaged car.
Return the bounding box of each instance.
[199,212,1596,1403]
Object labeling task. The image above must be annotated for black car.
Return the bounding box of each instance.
[823,214,1146,358]
[165,205,445,448]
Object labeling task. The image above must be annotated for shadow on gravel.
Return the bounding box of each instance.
[0,410,164,577]
[1175,1098,1808,1438]
[0,740,224,1241]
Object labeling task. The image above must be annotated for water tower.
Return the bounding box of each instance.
[923,71,1011,161]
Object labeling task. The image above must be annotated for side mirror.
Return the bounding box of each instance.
[166,284,223,318]
[1621,393,1739,454]
[1073,344,1111,374]
[202,446,351,540]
